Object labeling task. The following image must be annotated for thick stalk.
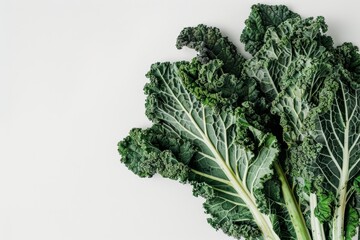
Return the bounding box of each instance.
[310,193,325,240]
[206,141,280,240]
[332,121,350,240]
[184,108,280,239]
[274,162,312,240]
[225,169,280,240]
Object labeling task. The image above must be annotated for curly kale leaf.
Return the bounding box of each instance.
[177,58,259,110]
[307,71,360,239]
[245,16,337,145]
[240,4,300,55]
[242,10,348,240]
[120,61,285,239]
[176,24,245,77]
[119,3,360,240]
[335,43,360,83]
[118,125,193,181]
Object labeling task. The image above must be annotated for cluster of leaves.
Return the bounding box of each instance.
[118,4,360,240]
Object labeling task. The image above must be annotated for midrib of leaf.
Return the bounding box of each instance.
[315,81,360,240]
[274,161,312,240]
[332,82,351,240]
[309,193,325,240]
[248,56,313,240]
[157,69,280,240]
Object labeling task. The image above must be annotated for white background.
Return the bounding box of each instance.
[1,0,360,239]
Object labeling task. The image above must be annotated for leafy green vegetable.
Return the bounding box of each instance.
[176,24,245,77]
[118,4,360,240]
[305,65,360,240]
[240,4,300,55]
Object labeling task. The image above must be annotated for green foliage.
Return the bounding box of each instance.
[240,4,300,55]
[118,4,360,240]
[118,125,193,181]
[176,24,245,77]
[314,192,334,223]
[178,58,258,110]
[345,206,359,240]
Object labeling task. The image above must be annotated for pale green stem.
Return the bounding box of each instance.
[310,193,325,240]
[332,120,350,240]
[274,162,312,240]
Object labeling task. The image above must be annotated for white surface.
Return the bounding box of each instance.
[1,0,360,239]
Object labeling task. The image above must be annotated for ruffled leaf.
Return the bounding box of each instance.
[140,61,281,239]
[240,4,300,55]
[176,24,245,77]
